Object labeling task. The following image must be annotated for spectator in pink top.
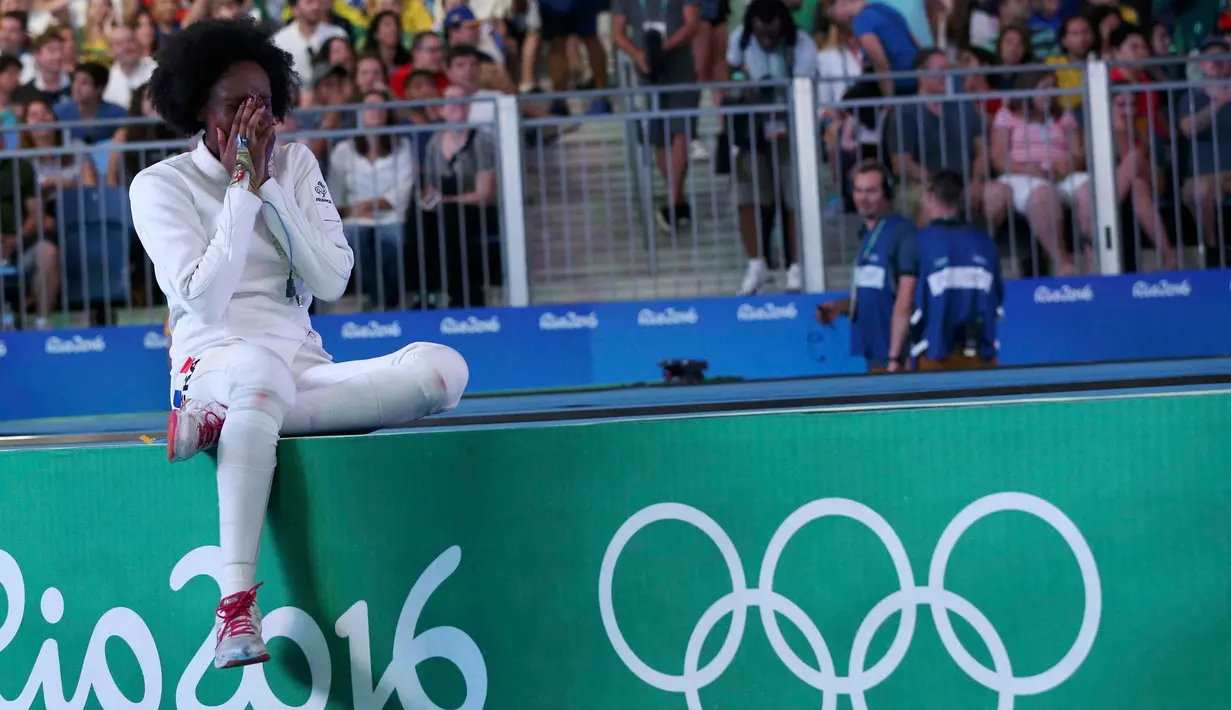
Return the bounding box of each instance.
[990,70,1092,275]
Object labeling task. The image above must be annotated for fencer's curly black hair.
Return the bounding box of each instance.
[148,17,296,137]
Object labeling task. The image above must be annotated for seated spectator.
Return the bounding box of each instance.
[13,27,70,106]
[1107,24,1168,141]
[366,9,411,73]
[1179,37,1231,258]
[727,0,813,295]
[54,62,127,145]
[354,52,389,93]
[329,89,415,307]
[611,0,701,233]
[181,0,253,26]
[410,84,501,309]
[994,25,1034,90]
[21,97,99,194]
[55,24,77,72]
[403,67,440,162]
[1088,0,1138,26]
[891,48,1011,231]
[300,62,354,166]
[102,26,157,109]
[1108,78,1176,269]
[0,137,58,330]
[320,34,356,74]
[958,46,1002,117]
[150,0,182,41]
[444,4,503,66]
[0,12,34,83]
[968,0,1029,53]
[0,54,22,125]
[990,71,1092,275]
[830,0,919,96]
[83,0,118,63]
[445,45,504,127]
[1089,5,1123,58]
[1145,20,1182,81]
[105,82,180,188]
[364,0,433,36]
[130,9,160,58]
[273,0,347,86]
[1028,0,1062,57]
[1046,14,1096,108]
[390,31,447,99]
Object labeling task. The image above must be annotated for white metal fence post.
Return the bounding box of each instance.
[790,76,826,292]
[1085,57,1123,276]
[496,94,531,306]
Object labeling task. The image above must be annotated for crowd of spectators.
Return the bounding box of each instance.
[0,0,1230,326]
[0,0,611,327]
[608,0,1231,293]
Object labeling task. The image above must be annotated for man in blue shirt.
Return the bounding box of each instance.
[829,0,919,95]
[817,160,918,373]
[910,168,1004,371]
[53,62,126,145]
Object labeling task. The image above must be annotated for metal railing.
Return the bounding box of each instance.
[2,56,1230,331]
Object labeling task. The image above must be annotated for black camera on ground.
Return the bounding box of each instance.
[659,359,709,385]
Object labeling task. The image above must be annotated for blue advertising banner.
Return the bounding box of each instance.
[1,270,1229,421]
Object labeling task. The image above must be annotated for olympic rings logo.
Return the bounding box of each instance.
[598,492,1101,710]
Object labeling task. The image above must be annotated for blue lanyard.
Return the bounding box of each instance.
[850,218,889,316]
[858,218,888,264]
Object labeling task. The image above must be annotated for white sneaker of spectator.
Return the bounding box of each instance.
[738,258,773,296]
[785,263,803,292]
[167,400,227,463]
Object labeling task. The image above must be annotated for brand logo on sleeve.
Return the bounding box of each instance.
[440,315,501,335]
[539,311,599,331]
[341,320,403,339]
[143,331,170,350]
[637,307,699,327]
[737,302,798,322]
[44,335,106,355]
[1033,284,1094,304]
[1131,279,1191,299]
[314,181,332,204]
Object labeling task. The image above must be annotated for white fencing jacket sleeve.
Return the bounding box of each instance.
[258,142,354,301]
[130,159,263,325]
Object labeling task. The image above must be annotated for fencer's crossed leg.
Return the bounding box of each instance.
[281,341,469,436]
[177,340,468,596]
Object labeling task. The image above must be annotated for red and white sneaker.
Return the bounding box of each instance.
[167,400,226,463]
[213,583,271,669]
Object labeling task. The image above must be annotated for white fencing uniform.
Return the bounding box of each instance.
[132,139,469,597]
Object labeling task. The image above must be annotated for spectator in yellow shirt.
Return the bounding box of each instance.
[1046,13,1095,108]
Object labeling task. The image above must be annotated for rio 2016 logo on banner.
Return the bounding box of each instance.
[0,545,487,710]
[598,492,1101,710]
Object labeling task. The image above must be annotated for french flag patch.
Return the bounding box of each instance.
[173,357,196,410]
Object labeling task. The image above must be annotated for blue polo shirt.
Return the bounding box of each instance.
[54,100,127,145]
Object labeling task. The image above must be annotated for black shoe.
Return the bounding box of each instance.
[655,203,693,233]
[714,134,731,175]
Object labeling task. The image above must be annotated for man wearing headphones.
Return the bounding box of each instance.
[816,160,918,373]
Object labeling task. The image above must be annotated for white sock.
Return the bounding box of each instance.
[217,407,281,597]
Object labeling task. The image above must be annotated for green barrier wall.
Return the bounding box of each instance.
[1,393,1230,709]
